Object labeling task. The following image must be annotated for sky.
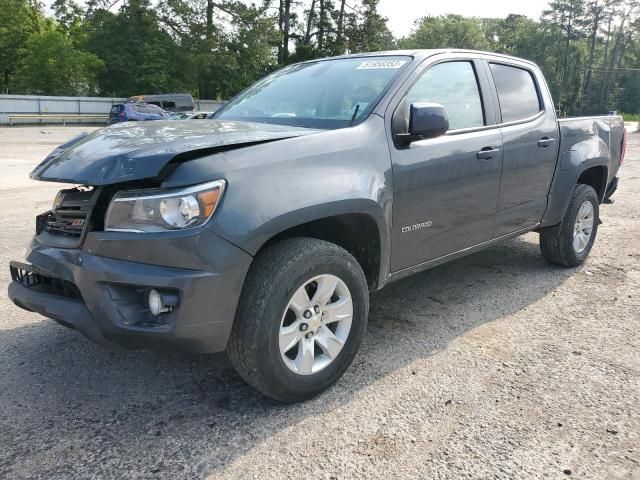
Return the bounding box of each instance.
[378,0,552,38]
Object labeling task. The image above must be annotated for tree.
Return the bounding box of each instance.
[599,0,640,109]
[16,29,103,95]
[1,0,638,117]
[400,15,491,50]
[579,2,605,106]
[542,0,588,112]
[0,0,46,92]
[85,0,192,96]
[156,0,279,98]
[51,0,84,33]
[347,0,395,52]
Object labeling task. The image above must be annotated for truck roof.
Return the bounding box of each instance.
[306,49,538,68]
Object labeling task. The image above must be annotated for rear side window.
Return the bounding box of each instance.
[110,106,122,114]
[489,63,541,123]
[406,61,485,130]
[148,105,163,114]
[134,105,149,113]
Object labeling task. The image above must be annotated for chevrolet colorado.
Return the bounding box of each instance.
[8,50,626,402]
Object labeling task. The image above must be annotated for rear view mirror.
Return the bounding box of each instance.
[397,103,449,146]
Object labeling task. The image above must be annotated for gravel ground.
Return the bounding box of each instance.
[0,126,638,480]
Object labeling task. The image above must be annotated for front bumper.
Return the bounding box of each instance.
[8,228,252,353]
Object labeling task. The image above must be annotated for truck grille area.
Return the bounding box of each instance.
[40,210,88,237]
[36,186,101,248]
[10,261,82,300]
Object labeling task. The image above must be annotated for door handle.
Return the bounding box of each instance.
[476,147,500,160]
[538,137,555,148]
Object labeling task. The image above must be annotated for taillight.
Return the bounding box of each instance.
[621,129,627,165]
[120,111,125,117]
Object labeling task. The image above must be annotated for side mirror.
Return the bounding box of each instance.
[397,103,449,146]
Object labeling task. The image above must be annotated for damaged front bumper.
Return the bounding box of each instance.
[8,228,252,353]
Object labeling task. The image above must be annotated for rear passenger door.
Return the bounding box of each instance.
[486,61,559,236]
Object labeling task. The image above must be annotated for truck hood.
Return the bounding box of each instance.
[30,120,320,185]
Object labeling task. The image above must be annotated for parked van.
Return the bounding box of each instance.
[127,94,194,112]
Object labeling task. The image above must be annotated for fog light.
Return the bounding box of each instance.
[148,289,178,316]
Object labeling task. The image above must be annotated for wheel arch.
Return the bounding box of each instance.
[540,145,610,228]
[254,210,386,291]
[577,165,608,202]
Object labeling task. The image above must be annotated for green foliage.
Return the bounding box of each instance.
[400,15,491,50]
[399,3,640,116]
[15,28,103,95]
[0,0,46,92]
[155,0,280,99]
[346,0,396,53]
[83,0,192,97]
[0,0,638,116]
[51,0,84,33]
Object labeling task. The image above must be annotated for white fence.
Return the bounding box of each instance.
[0,95,224,125]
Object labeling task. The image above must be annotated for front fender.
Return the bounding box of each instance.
[164,115,394,278]
[223,198,389,255]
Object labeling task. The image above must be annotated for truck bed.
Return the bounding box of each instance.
[557,115,626,181]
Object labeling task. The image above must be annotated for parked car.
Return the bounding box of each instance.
[167,112,191,120]
[186,112,215,120]
[9,50,626,403]
[170,111,216,120]
[108,102,169,124]
[128,93,194,112]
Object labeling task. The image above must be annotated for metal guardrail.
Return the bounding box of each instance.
[1,95,226,125]
[8,114,109,126]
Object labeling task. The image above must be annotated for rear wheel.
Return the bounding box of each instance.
[227,238,369,402]
[540,184,599,267]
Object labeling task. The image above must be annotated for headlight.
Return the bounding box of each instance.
[105,180,226,232]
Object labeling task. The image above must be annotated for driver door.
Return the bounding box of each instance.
[389,59,503,272]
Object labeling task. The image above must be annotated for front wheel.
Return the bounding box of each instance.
[540,184,600,267]
[227,238,369,402]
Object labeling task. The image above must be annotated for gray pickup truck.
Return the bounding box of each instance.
[8,50,626,402]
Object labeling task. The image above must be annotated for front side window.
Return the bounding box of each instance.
[215,56,411,129]
[406,61,485,131]
[489,63,541,123]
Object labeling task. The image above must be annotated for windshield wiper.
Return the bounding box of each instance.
[350,104,360,126]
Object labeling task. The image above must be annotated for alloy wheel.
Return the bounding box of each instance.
[573,200,595,254]
[279,274,353,375]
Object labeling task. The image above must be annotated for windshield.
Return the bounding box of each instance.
[215,56,411,129]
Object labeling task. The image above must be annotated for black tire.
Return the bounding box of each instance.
[227,237,369,403]
[540,184,600,267]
